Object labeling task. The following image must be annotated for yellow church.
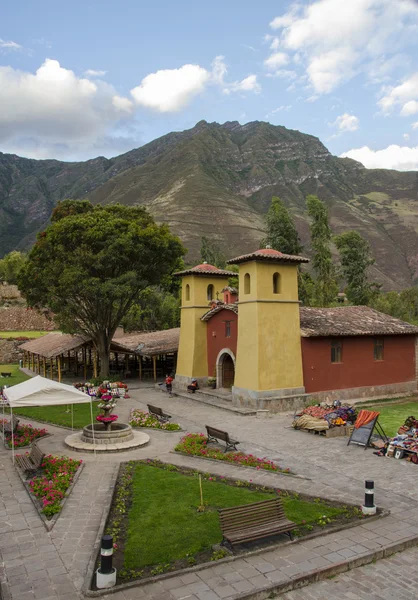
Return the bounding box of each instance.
[174,247,418,409]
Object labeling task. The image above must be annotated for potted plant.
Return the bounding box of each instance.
[207,377,216,389]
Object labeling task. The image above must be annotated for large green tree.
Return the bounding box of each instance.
[306,195,338,306]
[200,236,226,268]
[18,200,185,375]
[0,251,27,284]
[334,231,377,305]
[122,287,180,332]
[262,196,302,255]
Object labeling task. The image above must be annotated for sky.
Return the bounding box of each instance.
[1,0,418,170]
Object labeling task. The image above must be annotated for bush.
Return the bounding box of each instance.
[129,409,181,431]
[175,433,289,472]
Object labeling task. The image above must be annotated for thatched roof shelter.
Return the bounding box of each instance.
[113,328,180,356]
[20,333,89,358]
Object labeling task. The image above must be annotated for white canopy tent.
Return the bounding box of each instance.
[2,376,96,462]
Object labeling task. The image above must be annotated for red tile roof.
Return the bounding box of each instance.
[227,248,309,265]
[201,304,238,321]
[174,262,237,277]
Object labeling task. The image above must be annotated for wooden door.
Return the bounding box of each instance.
[222,355,235,388]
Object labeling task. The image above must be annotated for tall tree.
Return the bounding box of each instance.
[0,251,27,284]
[262,196,302,255]
[306,195,338,306]
[200,236,226,268]
[18,200,184,375]
[334,231,377,305]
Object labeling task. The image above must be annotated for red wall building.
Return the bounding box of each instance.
[301,335,416,393]
[206,308,237,379]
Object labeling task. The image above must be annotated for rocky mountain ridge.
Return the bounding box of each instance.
[1,120,418,290]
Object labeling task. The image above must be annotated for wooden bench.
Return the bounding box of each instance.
[15,443,45,478]
[147,404,171,423]
[3,414,19,435]
[1,372,12,378]
[219,498,295,547]
[206,425,239,453]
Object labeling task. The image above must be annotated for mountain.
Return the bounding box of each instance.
[1,120,418,290]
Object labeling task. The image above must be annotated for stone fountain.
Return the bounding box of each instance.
[65,386,149,453]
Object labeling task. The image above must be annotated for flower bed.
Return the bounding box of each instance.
[175,433,289,472]
[28,455,82,518]
[129,409,181,431]
[1,420,48,448]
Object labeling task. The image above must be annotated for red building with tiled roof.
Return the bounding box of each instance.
[174,250,418,409]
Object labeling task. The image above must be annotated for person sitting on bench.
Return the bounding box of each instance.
[187,379,199,393]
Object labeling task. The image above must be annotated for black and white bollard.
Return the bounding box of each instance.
[96,535,117,589]
[361,480,376,515]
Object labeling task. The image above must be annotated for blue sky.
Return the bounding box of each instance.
[2,0,418,169]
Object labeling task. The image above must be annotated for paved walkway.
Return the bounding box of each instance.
[1,387,418,599]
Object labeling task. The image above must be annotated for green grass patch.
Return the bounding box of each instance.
[0,330,51,338]
[0,364,30,386]
[10,401,100,429]
[119,463,354,573]
[359,400,418,437]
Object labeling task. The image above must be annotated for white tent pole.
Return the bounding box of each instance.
[90,397,96,457]
[2,396,4,442]
[71,404,74,431]
[11,405,14,464]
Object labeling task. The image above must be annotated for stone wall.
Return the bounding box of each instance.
[0,306,56,331]
[0,339,25,364]
[0,283,21,300]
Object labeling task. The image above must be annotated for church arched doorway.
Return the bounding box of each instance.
[216,349,236,389]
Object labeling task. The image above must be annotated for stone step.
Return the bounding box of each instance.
[170,388,257,416]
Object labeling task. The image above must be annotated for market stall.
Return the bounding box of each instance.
[384,416,418,462]
[293,403,357,437]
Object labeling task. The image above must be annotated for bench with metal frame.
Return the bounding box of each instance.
[15,442,45,478]
[3,414,19,435]
[218,497,295,548]
[205,425,239,453]
[147,404,172,423]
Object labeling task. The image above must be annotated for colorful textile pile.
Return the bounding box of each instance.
[296,404,357,429]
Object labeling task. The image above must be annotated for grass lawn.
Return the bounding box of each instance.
[0,364,30,386]
[0,330,51,338]
[124,463,346,570]
[359,400,418,437]
[10,401,100,428]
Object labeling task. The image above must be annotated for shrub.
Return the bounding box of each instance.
[175,433,289,472]
[129,409,181,431]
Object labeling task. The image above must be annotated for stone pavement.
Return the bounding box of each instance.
[1,386,418,599]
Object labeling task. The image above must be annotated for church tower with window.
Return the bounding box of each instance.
[174,263,235,388]
[226,248,309,403]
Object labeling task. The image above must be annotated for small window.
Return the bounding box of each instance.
[185,284,190,301]
[244,273,251,294]
[207,284,214,301]
[273,272,281,294]
[331,340,342,363]
[225,321,231,338]
[374,338,384,361]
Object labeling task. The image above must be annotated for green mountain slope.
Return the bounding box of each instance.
[1,120,418,289]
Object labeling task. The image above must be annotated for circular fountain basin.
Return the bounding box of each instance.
[65,422,150,453]
[81,422,134,444]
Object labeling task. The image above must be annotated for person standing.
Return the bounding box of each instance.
[165,373,174,396]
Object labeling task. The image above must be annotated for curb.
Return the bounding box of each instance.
[234,536,418,600]
[81,459,387,597]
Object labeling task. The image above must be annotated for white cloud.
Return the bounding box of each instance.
[333,113,359,132]
[341,145,418,171]
[211,55,228,85]
[268,0,418,95]
[0,59,134,158]
[264,51,289,71]
[131,64,209,112]
[112,95,134,113]
[228,74,261,94]
[266,105,292,118]
[379,72,418,115]
[413,122,418,130]
[84,69,107,77]
[404,133,410,140]
[0,38,22,51]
